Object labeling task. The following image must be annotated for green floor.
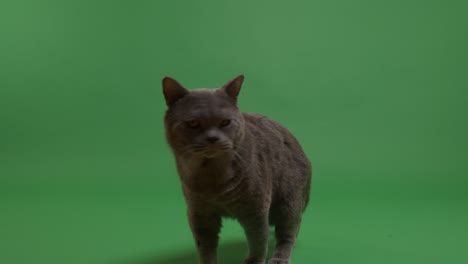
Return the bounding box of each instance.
[1,0,467,263]
[2,152,467,263]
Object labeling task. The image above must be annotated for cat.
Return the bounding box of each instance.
[162,75,312,264]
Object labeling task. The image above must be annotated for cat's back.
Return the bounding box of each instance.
[242,112,311,213]
[242,112,302,148]
[242,111,310,168]
[242,112,285,135]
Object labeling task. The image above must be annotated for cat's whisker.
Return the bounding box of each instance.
[232,149,247,165]
[190,146,206,151]
[219,146,232,151]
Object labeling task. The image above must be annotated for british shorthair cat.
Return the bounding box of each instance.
[163,75,311,264]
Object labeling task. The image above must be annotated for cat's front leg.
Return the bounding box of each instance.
[238,214,269,264]
[188,210,222,264]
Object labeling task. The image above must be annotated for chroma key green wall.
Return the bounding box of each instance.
[1,0,467,263]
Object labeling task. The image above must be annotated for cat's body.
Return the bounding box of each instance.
[163,75,311,264]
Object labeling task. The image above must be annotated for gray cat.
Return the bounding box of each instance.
[162,75,312,264]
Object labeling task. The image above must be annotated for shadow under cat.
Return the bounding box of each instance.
[122,239,275,264]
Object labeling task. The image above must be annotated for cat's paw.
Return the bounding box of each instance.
[268,258,290,264]
[242,259,266,264]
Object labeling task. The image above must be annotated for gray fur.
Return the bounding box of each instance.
[163,75,312,264]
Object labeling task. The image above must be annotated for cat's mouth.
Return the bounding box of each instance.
[191,143,232,158]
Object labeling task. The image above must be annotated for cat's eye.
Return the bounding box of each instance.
[220,119,231,127]
[186,120,201,129]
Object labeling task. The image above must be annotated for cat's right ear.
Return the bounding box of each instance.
[162,77,189,106]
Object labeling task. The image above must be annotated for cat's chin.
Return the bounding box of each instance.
[182,143,233,159]
[197,144,232,159]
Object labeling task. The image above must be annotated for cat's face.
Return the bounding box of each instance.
[163,76,245,159]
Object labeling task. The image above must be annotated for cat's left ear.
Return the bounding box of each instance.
[222,75,244,101]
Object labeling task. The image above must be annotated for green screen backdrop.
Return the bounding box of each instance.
[1,0,467,263]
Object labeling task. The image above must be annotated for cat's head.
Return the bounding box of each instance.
[163,75,245,159]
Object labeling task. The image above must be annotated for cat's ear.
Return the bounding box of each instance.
[222,75,244,101]
[162,77,189,106]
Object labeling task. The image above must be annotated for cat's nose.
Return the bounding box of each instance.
[206,136,220,143]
